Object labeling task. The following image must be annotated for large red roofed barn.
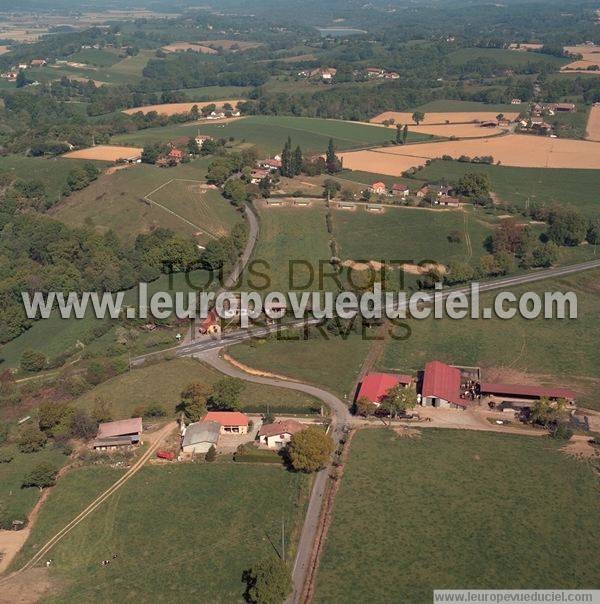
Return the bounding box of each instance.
[357,372,413,406]
[421,361,466,409]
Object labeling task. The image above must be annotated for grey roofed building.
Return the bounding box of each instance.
[181,420,220,454]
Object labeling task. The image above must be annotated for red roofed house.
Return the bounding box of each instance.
[258,420,306,448]
[392,183,410,197]
[93,417,143,449]
[203,411,249,434]
[421,361,466,409]
[357,372,413,406]
[370,181,387,195]
[260,158,282,171]
[168,148,184,161]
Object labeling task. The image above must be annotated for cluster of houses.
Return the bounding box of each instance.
[1,58,46,81]
[368,181,461,207]
[361,67,400,80]
[250,155,282,183]
[297,67,337,81]
[356,361,576,413]
[92,411,310,456]
[518,102,576,136]
[155,134,214,167]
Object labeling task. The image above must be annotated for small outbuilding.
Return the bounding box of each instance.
[181,421,220,454]
[92,417,143,450]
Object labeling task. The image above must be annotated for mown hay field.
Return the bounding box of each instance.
[62,145,142,162]
[122,99,242,115]
[371,111,519,125]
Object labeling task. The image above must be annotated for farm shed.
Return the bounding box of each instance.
[204,411,249,434]
[357,372,413,406]
[421,361,466,409]
[92,417,143,450]
[480,382,576,404]
[258,420,306,449]
[181,421,220,454]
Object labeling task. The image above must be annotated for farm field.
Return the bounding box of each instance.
[115,115,434,155]
[448,47,569,68]
[379,268,600,410]
[13,464,308,603]
[66,48,121,67]
[562,45,600,71]
[228,331,372,399]
[412,100,523,113]
[331,206,494,267]
[242,202,332,293]
[371,111,519,125]
[197,39,263,51]
[586,105,600,141]
[73,357,321,417]
[398,123,506,138]
[339,134,600,173]
[0,155,104,204]
[414,159,600,216]
[314,429,600,603]
[122,99,242,115]
[53,159,221,243]
[162,42,217,54]
[62,145,142,162]
[0,446,68,526]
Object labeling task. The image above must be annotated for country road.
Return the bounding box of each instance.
[195,349,351,604]
[0,422,176,586]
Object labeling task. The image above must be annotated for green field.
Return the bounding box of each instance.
[0,155,104,204]
[15,464,308,603]
[448,47,569,69]
[243,203,333,293]
[74,357,321,417]
[315,429,600,602]
[228,331,372,399]
[414,160,600,216]
[53,159,233,243]
[332,206,494,266]
[114,116,435,155]
[67,49,121,67]
[413,99,523,113]
[379,269,600,410]
[170,85,252,100]
[549,105,591,139]
[0,445,67,525]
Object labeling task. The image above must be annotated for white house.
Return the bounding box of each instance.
[257,420,306,449]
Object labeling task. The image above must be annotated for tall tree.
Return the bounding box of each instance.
[412,111,425,125]
[243,557,292,604]
[292,145,303,176]
[287,426,333,472]
[325,138,342,174]
[395,124,403,144]
[280,137,293,177]
[402,124,408,144]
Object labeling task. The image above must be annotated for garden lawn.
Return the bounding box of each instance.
[18,464,308,603]
[413,160,600,216]
[314,429,600,602]
[74,357,321,417]
[114,115,434,155]
[379,269,600,410]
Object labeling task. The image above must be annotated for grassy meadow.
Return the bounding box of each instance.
[16,464,308,603]
[314,429,600,602]
[448,47,569,69]
[114,115,434,155]
[379,268,600,410]
[414,160,600,216]
[73,357,321,417]
[413,99,524,113]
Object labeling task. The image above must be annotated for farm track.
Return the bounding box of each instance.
[0,422,175,583]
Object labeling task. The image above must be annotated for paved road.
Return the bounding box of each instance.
[194,349,350,604]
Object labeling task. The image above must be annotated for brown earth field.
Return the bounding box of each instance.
[162,42,217,54]
[508,43,543,51]
[371,111,519,125]
[562,45,600,71]
[377,122,507,138]
[62,145,142,162]
[197,39,263,51]
[339,134,600,175]
[122,99,242,115]
[586,105,600,141]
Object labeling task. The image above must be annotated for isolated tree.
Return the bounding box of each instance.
[402,124,408,144]
[379,385,417,418]
[322,178,341,199]
[412,111,425,125]
[20,349,47,372]
[587,218,600,244]
[38,402,74,435]
[91,396,113,423]
[179,382,210,421]
[17,424,47,453]
[547,206,587,246]
[69,409,98,441]
[355,396,376,417]
[22,461,59,490]
[455,172,491,198]
[287,426,333,473]
[208,378,244,411]
[205,444,217,462]
[395,124,403,144]
[325,138,342,173]
[292,145,303,176]
[244,557,292,604]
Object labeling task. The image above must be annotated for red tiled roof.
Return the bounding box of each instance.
[258,420,305,438]
[357,372,412,404]
[169,148,184,158]
[97,417,143,438]
[203,411,249,426]
[392,183,409,191]
[422,361,464,407]
[371,181,386,189]
[480,382,576,400]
